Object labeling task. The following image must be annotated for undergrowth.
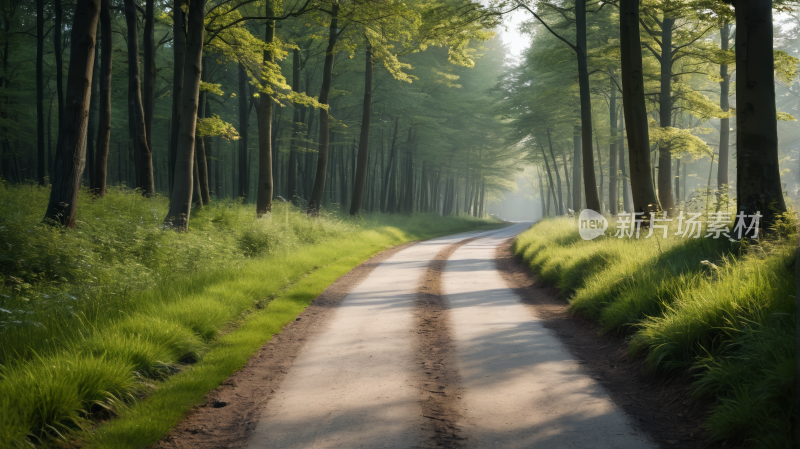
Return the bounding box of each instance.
[0,182,500,447]
[513,214,795,448]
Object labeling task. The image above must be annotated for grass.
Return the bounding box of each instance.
[0,182,502,448]
[513,214,795,448]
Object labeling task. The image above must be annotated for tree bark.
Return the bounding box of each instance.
[86,47,99,189]
[350,44,373,215]
[164,0,205,230]
[620,115,632,213]
[256,3,275,217]
[609,78,619,215]
[547,127,564,215]
[575,0,601,212]
[732,0,785,232]
[539,142,559,216]
[619,0,659,213]
[288,48,300,205]
[572,125,581,210]
[238,62,250,200]
[36,0,45,185]
[657,17,676,211]
[717,23,731,191]
[123,0,155,196]
[43,0,101,228]
[53,0,64,129]
[307,4,339,215]
[94,0,112,197]
[169,0,185,198]
[143,0,156,163]
[196,85,210,205]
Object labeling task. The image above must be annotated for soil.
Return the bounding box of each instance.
[413,237,477,449]
[152,241,418,449]
[494,238,714,449]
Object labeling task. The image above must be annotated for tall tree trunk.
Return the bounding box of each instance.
[43,0,101,228]
[94,0,112,197]
[196,86,210,205]
[609,79,619,215]
[256,4,275,217]
[307,4,339,214]
[288,48,300,205]
[657,17,676,211]
[563,148,572,211]
[619,0,659,213]
[143,0,155,162]
[164,0,205,230]
[732,0,785,231]
[53,0,64,129]
[86,48,99,189]
[169,0,185,197]
[36,0,45,185]
[576,0,600,212]
[123,0,155,196]
[546,127,564,215]
[620,117,632,212]
[572,125,581,210]
[238,62,250,200]
[539,143,559,216]
[717,23,731,191]
[350,44,373,215]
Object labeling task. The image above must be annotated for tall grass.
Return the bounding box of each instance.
[0,182,500,447]
[513,215,795,447]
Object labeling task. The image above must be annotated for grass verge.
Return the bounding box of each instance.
[0,183,501,447]
[513,215,795,447]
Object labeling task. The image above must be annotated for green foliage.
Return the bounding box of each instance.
[196,114,240,139]
[513,216,796,446]
[0,183,500,446]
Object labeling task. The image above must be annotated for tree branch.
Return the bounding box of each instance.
[516,1,576,52]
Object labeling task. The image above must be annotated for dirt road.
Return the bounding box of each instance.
[239,223,654,449]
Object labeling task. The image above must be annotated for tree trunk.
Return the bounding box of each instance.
[196,87,210,205]
[539,142,559,216]
[238,63,250,200]
[572,125,581,210]
[619,0,659,213]
[143,0,155,159]
[718,23,731,191]
[164,0,205,230]
[169,0,185,198]
[256,4,275,216]
[36,0,45,185]
[657,17,676,211]
[350,44,373,215]
[288,48,300,205]
[86,48,99,189]
[609,79,619,215]
[620,117,632,213]
[732,0,785,232]
[94,0,112,197]
[307,4,339,215]
[576,0,600,212]
[54,0,64,129]
[546,127,564,215]
[123,0,155,196]
[43,0,101,228]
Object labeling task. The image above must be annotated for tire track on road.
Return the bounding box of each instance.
[413,237,476,449]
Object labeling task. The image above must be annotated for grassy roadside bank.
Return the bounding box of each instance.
[513,217,795,447]
[0,183,502,447]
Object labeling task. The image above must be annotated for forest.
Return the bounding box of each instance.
[0,0,799,447]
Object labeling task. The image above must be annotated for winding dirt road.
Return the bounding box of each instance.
[158,223,668,449]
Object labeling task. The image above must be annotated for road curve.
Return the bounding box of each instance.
[246,223,655,449]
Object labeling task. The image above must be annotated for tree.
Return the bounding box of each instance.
[164,0,206,230]
[93,0,112,197]
[619,0,659,213]
[123,0,155,196]
[43,0,101,227]
[723,0,786,232]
